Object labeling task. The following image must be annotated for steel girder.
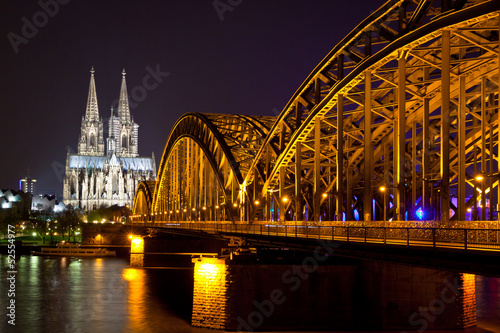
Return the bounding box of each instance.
[135,0,500,224]
[243,0,500,223]
[151,113,275,222]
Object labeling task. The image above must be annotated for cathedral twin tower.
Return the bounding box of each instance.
[63,68,156,212]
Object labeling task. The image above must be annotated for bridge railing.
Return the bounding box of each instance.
[132,222,500,252]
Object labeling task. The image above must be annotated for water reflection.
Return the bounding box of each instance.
[0,255,220,333]
[475,275,500,331]
[1,254,498,333]
[123,268,147,331]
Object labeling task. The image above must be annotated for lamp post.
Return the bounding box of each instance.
[254,199,260,222]
[322,192,332,221]
[473,173,498,221]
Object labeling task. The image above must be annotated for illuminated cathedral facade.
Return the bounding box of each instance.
[63,68,156,212]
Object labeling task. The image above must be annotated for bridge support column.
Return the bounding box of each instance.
[364,71,372,221]
[458,75,466,221]
[191,256,476,331]
[314,119,321,222]
[441,29,451,223]
[422,96,432,220]
[279,166,286,222]
[130,235,144,267]
[295,142,303,221]
[481,77,487,221]
[346,167,353,221]
[337,95,344,222]
[412,122,417,219]
[396,54,407,221]
[498,31,500,221]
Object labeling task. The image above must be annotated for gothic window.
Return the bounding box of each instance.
[122,135,127,149]
[112,174,118,194]
[90,133,95,147]
[70,176,77,196]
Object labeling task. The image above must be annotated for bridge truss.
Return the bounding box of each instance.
[133,0,500,224]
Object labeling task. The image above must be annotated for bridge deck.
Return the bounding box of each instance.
[135,222,500,252]
[129,222,500,276]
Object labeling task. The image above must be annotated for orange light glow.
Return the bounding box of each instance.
[130,236,144,254]
[379,186,386,192]
[192,258,227,327]
[254,200,260,205]
[282,197,289,203]
[322,193,328,198]
[198,262,219,276]
[233,203,238,207]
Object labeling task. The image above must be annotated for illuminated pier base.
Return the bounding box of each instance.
[130,236,144,267]
[192,257,476,331]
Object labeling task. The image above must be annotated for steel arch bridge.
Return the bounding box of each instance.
[133,0,500,225]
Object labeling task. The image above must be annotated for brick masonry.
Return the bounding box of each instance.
[191,257,477,331]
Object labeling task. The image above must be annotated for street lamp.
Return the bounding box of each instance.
[379,186,388,222]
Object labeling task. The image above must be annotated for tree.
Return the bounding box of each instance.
[57,206,83,242]
[29,210,54,244]
[87,206,113,223]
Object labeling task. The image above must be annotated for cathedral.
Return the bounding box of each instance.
[63,68,156,212]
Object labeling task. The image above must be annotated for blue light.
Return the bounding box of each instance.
[372,199,375,221]
[353,209,359,221]
[416,208,424,220]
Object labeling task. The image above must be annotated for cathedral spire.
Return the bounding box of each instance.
[117,68,131,124]
[85,66,99,121]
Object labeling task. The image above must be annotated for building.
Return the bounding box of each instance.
[31,194,66,212]
[19,171,37,195]
[63,68,156,212]
[0,189,32,218]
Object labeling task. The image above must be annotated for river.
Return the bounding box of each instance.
[1,254,499,333]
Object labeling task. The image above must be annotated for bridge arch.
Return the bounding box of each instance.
[133,0,500,225]
[132,180,156,221]
[150,113,275,222]
[242,0,500,223]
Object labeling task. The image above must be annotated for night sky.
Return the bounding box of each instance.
[0,0,379,198]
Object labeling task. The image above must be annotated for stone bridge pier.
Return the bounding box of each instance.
[191,255,476,332]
